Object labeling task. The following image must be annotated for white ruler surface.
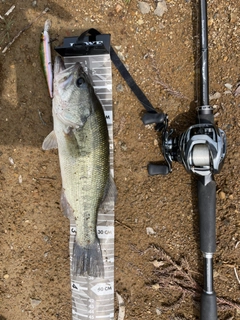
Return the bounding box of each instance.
[64,54,114,320]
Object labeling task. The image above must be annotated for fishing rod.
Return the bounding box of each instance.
[142,0,227,319]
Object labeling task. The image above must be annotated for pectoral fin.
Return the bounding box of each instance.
[42,130,58,150]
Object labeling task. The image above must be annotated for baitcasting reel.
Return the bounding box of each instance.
[143,104,227,320]
[142,110,227,178]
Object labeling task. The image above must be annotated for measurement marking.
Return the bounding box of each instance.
[92,60,111,64]
[98,304,114,308]
[74,297,88,302]
[91,73,112,76]
[94,85,112,90]
[72,310,88,318]
[93,81,112,84]
[101,242,114,245]
[74,301,88,306]
[93,75,112,81]
[74,302,90,309]
[72,282,89,287]
[72,284,88,291]
[95,305,114,311]
[92,67,111,70]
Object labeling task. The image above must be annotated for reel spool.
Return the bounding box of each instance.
[178,123,226,176]
[192,144,210,167]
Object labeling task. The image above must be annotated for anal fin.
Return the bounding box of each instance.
[61,189,74,218]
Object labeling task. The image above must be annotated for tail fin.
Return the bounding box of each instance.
[72,238,104,278]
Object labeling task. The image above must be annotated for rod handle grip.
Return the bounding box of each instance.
[200,291,217,320]
[198,178,216,253]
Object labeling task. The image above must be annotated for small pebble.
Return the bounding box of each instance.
[209,92,221,100]
[119,141,127,151]
[156,308,162,315]
[152,260,164,268]
[213,270,219,278]
[138,2,151,14]
[43,235,49,242]
[117,51,125,61]
[137,19,144,25]
[154,1,168,17]
[3,274,9,279]
[32,0,37,7]
[115,45,122,51]
[152,283,160,290]
[116,84,124,92]
[30,299,41,308]
[219,191,226,200]
[9,157,14,165]
[146,227,156,235]
[115,4,123,13]
[224,90,232,95]
[225,83,232,90]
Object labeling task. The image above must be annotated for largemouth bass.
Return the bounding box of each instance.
[43,56,111,277]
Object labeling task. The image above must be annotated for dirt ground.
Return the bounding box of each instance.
[0,0,240,319]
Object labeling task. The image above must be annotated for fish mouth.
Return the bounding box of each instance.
[54,55,65,75]
[54,56,82,76]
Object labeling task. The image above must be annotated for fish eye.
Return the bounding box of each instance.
[76,77,85,87]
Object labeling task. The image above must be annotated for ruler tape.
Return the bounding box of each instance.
[64,54,114,320]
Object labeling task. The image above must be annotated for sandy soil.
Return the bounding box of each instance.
[0,0,240,319]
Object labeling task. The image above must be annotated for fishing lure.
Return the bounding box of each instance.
[40,19,53,98]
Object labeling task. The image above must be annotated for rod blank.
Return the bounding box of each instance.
[200,0,209,107]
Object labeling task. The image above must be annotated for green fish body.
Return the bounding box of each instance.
[43,56,111,277]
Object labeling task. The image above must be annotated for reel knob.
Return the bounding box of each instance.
[147,163,170,176]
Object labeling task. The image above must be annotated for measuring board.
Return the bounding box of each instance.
[64,54,115,320]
